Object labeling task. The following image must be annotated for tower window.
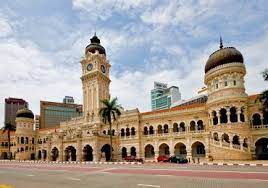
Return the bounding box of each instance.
[215,83,218,89]
[233,80,236,86]
[224,81,228,86]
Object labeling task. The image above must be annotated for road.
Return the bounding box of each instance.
[0,162,268,188]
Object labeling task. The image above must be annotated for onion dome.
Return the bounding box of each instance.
[205,37,244,73]
[85,33,106,55]
[16,108,34,119]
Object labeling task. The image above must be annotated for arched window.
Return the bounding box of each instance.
[240,107,245,122]
[190,121,196,131]
[25,137,29,144]
[121,129,125,137]
[179,122,186,132]
[25,146,28,151]
[103,130,106,135]
[21,137,24,144]
[112,129,115,136]
[108,130,111,135]
[144,127,148,135]
[163,124,169,133]
[32,138,35,144]
[213,132,219,141]
[173,123,179,132]
[17,137,20,144]
[232,135,240,145]
[131,127,135,136]
[197,120,204,130]
[252,113,262,126]
[243,138,248,148]
[230,107,238,122]
[126,128,130,136]
[149,126,154,134]
[21,147,24,152]
[220,108,227,123]
[212,111,218,125]
[222,133,230,143]
[157,125,163,134]
[224,77,228,87]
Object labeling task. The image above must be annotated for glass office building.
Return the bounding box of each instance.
[151,82,181,111]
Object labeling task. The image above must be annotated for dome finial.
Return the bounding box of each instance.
[219,36,223,49]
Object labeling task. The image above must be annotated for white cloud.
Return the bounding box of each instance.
[0,18,12,37]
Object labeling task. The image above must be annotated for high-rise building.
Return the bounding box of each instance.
[34,115,40,130]
[63,96,74,104]
[4,98,28,126]
[151,82,181,111]
[40,100,82,129]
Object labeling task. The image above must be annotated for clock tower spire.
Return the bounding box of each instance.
[81,34,111,121]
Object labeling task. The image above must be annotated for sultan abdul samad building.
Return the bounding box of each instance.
[1,35,268,162]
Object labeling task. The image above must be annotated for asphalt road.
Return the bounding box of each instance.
[0,163,268,188]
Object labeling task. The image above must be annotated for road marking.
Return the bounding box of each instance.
[27,174,35,177]
[137,184,160,187]
[67,177,81,181]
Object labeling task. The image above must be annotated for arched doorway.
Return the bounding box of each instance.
[145,144,155,158]
[101,144,111,161]
[174,143,187,157]
[38,150,42,160]
[159,143,170,156]
[130,147,136,157]
[51,147,59,161]
[121,147,127,159]
[30,153,35,160]
[1,152,8,159]
[42,150,47,160]
[65,146,76,161]
[255,138,268,160]
[192,141,205,157]
[83,145,93,161]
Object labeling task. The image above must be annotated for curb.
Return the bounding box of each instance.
[199,162,268,167]
[0,160,142,165]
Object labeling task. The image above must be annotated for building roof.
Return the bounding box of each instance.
[16,108,34,119]
[85,34,106,55]
[205,40,244,73]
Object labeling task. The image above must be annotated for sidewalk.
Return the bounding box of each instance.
[198,160,268,166]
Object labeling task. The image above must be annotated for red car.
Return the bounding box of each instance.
[157,155,169,162]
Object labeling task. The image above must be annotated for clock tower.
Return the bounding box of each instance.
[80,34,111,121]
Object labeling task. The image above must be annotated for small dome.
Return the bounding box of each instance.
[85,34,106,55]
[205,39,244,73]
[16,108,34,119]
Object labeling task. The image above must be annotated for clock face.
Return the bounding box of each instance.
[101,65,106,73]
[87,63,93,71]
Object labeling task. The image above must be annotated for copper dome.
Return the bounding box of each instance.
[16,108,34,119]
[205,43,244,73]
[85,34,106,55]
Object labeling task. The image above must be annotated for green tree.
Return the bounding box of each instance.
[99,98,122,161]
[259,69,268,112]
[2,122,16,160]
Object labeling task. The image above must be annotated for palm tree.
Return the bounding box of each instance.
[99,98,122,161]
[2,122,16,160]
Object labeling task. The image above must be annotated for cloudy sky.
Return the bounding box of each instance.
[0,0,268,125]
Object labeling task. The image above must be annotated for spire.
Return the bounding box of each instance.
[219,36,223,49]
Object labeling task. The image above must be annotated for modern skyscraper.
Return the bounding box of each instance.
[40,100,82,129]
[34,115,40,130]
[151,82,181,111]
[4,98,28,127]
[63,96,75,104]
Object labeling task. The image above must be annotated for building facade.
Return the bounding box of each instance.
[40,100,82,129]
[151,82,181,111]
[1,35,268,162]
[4,98,28,127]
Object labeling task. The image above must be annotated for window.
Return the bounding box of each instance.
[233,80,236,86]
[215,83,218,89]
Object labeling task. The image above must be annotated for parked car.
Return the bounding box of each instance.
[157,155,170,162]
[124,156,143,163]
[169,155,188,164]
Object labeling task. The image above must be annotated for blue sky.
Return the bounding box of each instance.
[0,0,268,125]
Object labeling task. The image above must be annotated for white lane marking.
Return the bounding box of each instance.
[27,174,35,176]
[67,177,81,181]
[137,184,160,187]
[155,174,172,177]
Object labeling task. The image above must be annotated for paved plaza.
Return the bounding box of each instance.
[0,162,268,188]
